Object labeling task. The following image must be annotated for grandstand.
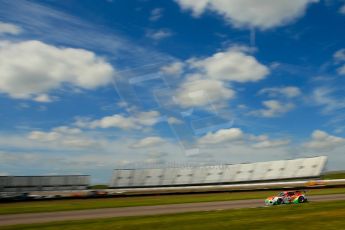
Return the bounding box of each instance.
[110,156,327,188]
[0,175,90,193]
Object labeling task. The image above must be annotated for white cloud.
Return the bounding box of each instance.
[167,117,183,124]
[145,152,169,165]
[0,150,109,173]
[0,0,175,72]
[176,0,209,16]
[252,100,295,117]
[146,29,173,40]
[259,86,301,98]
[60,138,99,148]
[0,40,115,100]
[198,128,243,144]
[28,131,60,142]
[334,49,345,62]
[52,126,82,134]
[237,104,248,110]
[248,134,269,142]
[28,126,101,149]
[174,76,235,108]
[168,46,269,108]
[251,138,290,149]
[148,152,169,158]
[304,130,345,150]
[89,115,137,130]
[197,128,291,151]
[175,0,318,30]
[160,62,184,76]
[312,87,345,113]
[150,8,163,21]
[334,49,345,75]
[33,94,54,103]
[136,111,162,126]
[0,21,22,35]
[131,136,166,148]
[76,111,162,130]
[338,65,345,75]
[189,47,269,83]
[340,4,345,14]
[0,151,42,164]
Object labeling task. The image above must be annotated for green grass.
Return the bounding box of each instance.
[89,185,108,189]
[1,200,345,230]
[322,171,345,180]
[0,187,345,215]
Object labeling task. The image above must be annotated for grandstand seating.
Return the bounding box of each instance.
[110,156,327,188]
[0,175,90,193]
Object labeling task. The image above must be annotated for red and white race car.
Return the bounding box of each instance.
[265,190,307,206]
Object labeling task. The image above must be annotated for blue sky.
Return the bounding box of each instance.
[0,0,345,183]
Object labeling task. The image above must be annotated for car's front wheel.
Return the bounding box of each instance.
[276,198,283,205]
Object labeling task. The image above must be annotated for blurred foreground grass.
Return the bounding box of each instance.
[1,200,344,230]
[0,187,345,215]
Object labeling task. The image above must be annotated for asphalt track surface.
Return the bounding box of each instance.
[1,194,345,226]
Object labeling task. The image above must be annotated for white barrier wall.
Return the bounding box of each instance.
[110,156,327,188]
[0,175,90,192]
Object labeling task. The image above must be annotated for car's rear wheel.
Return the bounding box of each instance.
[298,196,305,203]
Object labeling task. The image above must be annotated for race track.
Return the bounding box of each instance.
[1,194,345,226]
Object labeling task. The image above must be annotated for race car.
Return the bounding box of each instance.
[265,190,307,206]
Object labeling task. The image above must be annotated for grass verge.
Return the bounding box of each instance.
[0,187,345,215]
[1,200,344,230]
[322,171,345,180]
